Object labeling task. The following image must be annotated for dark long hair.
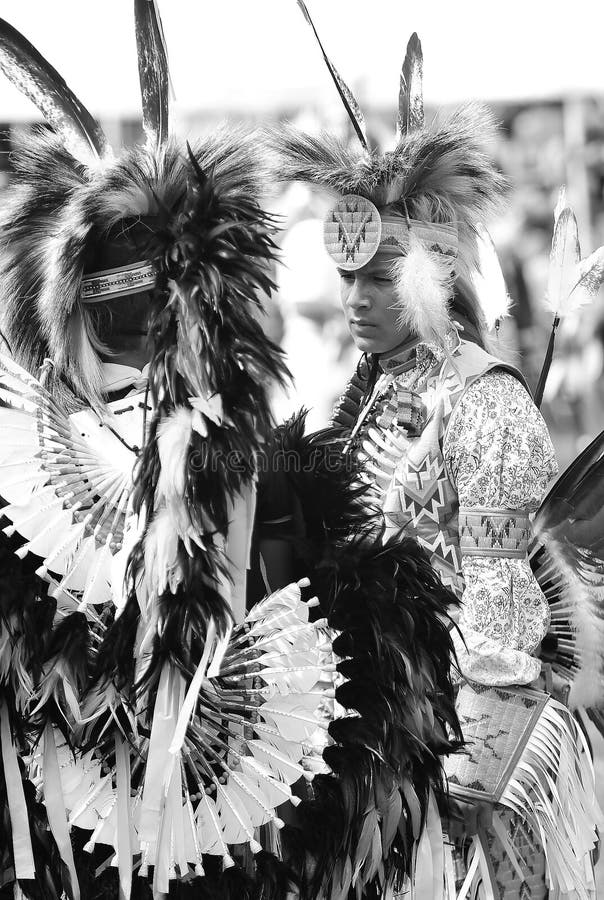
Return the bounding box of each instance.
[357,275,489,407]
[450,276,489,350]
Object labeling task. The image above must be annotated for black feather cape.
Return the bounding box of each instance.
[248,412,462,900]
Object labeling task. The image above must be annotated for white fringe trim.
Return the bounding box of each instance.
[447,699,602,900]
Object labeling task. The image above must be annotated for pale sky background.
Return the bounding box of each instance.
[0,1,602,121]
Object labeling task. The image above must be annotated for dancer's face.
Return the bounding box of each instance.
[339,252,411,354]
[90,291,152,370]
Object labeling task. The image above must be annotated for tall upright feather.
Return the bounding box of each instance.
[296,0,369,151]
[397,32,424,139]
[134,0,170,148]
[0,17,106,161]
[545,206,581,316]
[535,194,604,405]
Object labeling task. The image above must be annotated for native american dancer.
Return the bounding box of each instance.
[273,7,604,898]
[0,5,460,899]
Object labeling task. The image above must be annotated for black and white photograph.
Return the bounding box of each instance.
[0,2,602,898]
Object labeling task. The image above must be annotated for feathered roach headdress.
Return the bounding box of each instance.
[0,3,285,409]
[273,2,506,344]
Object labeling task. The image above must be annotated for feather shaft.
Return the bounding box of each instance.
[0,17,106,159]
[134,0,170,148]
[533,317,559,408]
[397,32,423,138]
[296,0,369,150]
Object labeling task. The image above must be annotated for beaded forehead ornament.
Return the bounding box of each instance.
[324,194,459,271]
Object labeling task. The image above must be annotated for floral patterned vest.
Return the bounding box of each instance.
[348,337,527,597]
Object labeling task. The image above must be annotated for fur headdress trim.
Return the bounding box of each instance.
[274,102,505,287]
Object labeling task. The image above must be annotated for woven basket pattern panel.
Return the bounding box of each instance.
[445,683,548,803]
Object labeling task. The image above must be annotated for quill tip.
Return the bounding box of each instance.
[406,32,422,53]
[554,185,568,223]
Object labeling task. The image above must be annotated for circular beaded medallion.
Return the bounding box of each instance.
[323,194,382,270]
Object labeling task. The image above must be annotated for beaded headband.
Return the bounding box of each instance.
[323,194,458,271]
[80,260,156,303]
